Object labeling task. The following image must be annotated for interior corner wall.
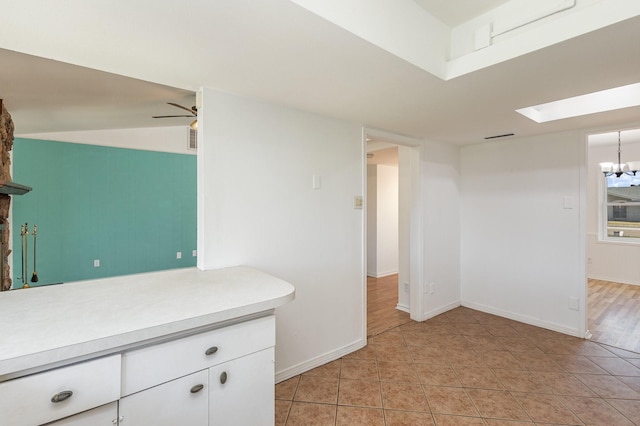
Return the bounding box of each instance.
[587,140,640,286]
[421,140,461,318]
[197,88,365,379]
[460,131,583,336]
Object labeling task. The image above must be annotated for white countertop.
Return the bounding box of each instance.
[0,266,295,378]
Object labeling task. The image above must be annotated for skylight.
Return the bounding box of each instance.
[516,82,640,123]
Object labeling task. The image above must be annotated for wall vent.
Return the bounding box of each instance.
[188,128,197,150]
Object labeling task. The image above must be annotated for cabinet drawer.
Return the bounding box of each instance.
[0,355,121,426]
[122,315,275,396]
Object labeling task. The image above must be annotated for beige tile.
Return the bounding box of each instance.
[372,330,406,347]
[340,358,379,381]
[275,376,300,400]
[446,349,487,368]
[338,379,382,408]
[384,409,435,425]
[534,371,597,397]
[431,414,485,425]
[484,324,521,338]
[335,406,384,425]
[414,363,462,387]
[275,399,291,426]
[286,402,337,426]
[560,396,635,426]
[464,335,505,352]
[587,356,640,376]
[408,345,450,364]
[483,420,535,425]
[403,330,436,347]
[293,375,339,404]
[378,360,420,383]
[344,343,377,360]
[454,366,505,390]
[375,344,412,362]
[511,392,582,424]
[618,375,640,393]
[380,382,429,411]
[423,385,479,416]
[575,373,640,399]
[606,398,640,424]
[511,349,565,372]
[497,337,539,353]
[466,388,530,421]
[550,355,609,374]
[602,345,640,359]
[481,350,524,369]
[492,369,548,393]
[302,359,341,378]
[454,323,491,336]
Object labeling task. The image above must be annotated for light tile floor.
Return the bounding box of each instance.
[275,307,640,425]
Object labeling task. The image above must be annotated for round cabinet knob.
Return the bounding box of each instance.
[220,371,228,384]
[205,346,219,356]
[51,390,73,403]
[190,384,205,393]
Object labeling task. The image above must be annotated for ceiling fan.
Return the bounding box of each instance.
[153,102,198,130]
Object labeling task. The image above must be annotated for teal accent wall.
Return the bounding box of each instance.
[12,138,197,288]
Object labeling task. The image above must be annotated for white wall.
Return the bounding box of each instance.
[421,140,462,318]
[366,164,399,278]
[366,165,378,275]
[396,146,413,311]
[587,140,640,285]
[460,131,584,336]
[197,88,365,380]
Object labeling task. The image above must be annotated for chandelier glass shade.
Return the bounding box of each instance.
[599,131,640,178]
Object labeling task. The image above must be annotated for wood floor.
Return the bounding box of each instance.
[588,278,640,353]
[367,274,411,337]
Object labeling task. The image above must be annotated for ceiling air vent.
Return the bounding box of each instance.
[188,128,197,150]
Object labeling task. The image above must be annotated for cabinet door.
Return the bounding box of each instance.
[119,369,208,426]
[44,402,118,425]
[209,348,275,426]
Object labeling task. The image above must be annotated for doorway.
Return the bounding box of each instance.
[586,128,640,353]
[364,129,423,336]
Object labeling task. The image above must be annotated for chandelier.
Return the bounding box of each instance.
[599,131,640,177]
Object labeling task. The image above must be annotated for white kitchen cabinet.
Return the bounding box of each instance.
[44,402,118,426]
[119,370,208,426]
[0,355,120,426]
[209,348,275,426]
[0,267,293,426]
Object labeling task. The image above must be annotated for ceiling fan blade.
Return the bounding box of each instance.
[167,102,197,116]
[152,114,195,118]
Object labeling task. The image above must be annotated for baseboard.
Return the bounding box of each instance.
[419,301,461,321]
[461,301,582,338]
[587,274,640,287]
[366,270,399,278]
[275,338,366,383]
[396,303,410,313]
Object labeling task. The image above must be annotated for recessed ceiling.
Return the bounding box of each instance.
[412,0,511,26]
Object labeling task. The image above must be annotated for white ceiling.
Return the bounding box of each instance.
[1,1,639,145]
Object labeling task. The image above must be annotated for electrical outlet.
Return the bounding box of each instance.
[429,283,435,294]
[176,252,182,259]
[192,250,197,257]
[404,282,409,292]
[93,259,100,268]
[569,297,579,311]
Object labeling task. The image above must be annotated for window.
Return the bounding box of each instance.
[602,174,640,240]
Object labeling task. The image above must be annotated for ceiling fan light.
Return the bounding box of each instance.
[190,119,198,130]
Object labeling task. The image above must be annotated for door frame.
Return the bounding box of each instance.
[363,127,424,329]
